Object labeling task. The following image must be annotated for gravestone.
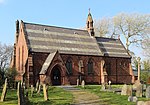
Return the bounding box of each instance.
[133,80,142,97]
[136,84,142,97]
[128,96,138,102]
[43,84,48,101]
[31,85,34,97]
[101,82,107,90]
[81,80,85,88]
[144,101,150,105]
[17,82,26,105]
[77,79,79,86]
[121,84,132,96]
[37,84,41,94]
[133,80,141,89]
[137,101,145,105]
[0,78,8,102]
[146,86,150,98]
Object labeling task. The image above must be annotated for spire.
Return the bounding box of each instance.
[86,8,94,36]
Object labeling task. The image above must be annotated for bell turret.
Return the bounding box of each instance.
[86,9,94,36]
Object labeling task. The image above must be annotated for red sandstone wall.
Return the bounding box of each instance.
[105,57,132,84]
[61,55,102,85]
[15,22,29,81]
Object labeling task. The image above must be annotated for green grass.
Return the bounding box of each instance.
[0,86,73,105]
[78,85,150,105]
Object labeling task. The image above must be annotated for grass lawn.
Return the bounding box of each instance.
[0,86,73,105]
[79,85,150,105]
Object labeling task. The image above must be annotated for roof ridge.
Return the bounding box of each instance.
[23,21,87,32]
[95,36,118,40]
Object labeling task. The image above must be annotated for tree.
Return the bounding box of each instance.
[142,35,150,58]
[5,67,17,88]
[94,13,150,52]
[0,43,13,85]
[94,18,111,37]
[143,60,150,71]
[140,60,150,83]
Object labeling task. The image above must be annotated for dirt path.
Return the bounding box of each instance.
[60,86,101,105]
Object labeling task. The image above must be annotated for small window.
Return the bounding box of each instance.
[88,59,93,74]
[66,58,72,74]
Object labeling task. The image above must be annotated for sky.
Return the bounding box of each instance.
[0,0,149,58]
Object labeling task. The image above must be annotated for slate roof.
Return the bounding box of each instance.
[23,21,130,58]
[96,37,131,58]
[24,22,103,56]
[39,51,57,74]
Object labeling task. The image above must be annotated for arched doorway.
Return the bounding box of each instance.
[51,66,61,85]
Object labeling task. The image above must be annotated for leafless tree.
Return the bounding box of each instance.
[142,30,150,58]
[94,13,150,52]
[0,43,13,72]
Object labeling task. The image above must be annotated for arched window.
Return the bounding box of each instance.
[66,58,72,74]
[88,59,93,74]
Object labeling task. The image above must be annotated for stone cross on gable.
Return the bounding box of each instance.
[89,8,90,13]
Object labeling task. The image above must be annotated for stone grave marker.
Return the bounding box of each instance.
[37,84,41,94]
[43,84,48,101]
[77,79,79,86]
[121,84,132,96]
[17,82,26,105]
[128,96,138,102]
[133,80,142,97]
[101,82,107,90]
[31,85,34,97]
[121,84,128,95]
[133,80,141,89]
[136,84,142,97]
[137,101,150,105]
[146,86,150,98]
[137,101,145,105]
[144,101,150,105]
[81,80,85,88]
[0,78,8,102]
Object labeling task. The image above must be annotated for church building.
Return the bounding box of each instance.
[10,12,134,86]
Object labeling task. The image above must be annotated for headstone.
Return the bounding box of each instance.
[77,79,79,86]
[136,84,142,97]
[81,80,85,88]
[133,80,142,97]
[0,78,7,102]
[101,82,107,91]
[144,101,150,105]
[43,84,48,101]
[37,84,41,94]
[121,84,132,96]
[133,80,141,89]
[146,86,150,98]
[108,80,111,90]
[31,85,34,97]
[17,82,26,105]
[137,101,145,105]
[128,96,138,102]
